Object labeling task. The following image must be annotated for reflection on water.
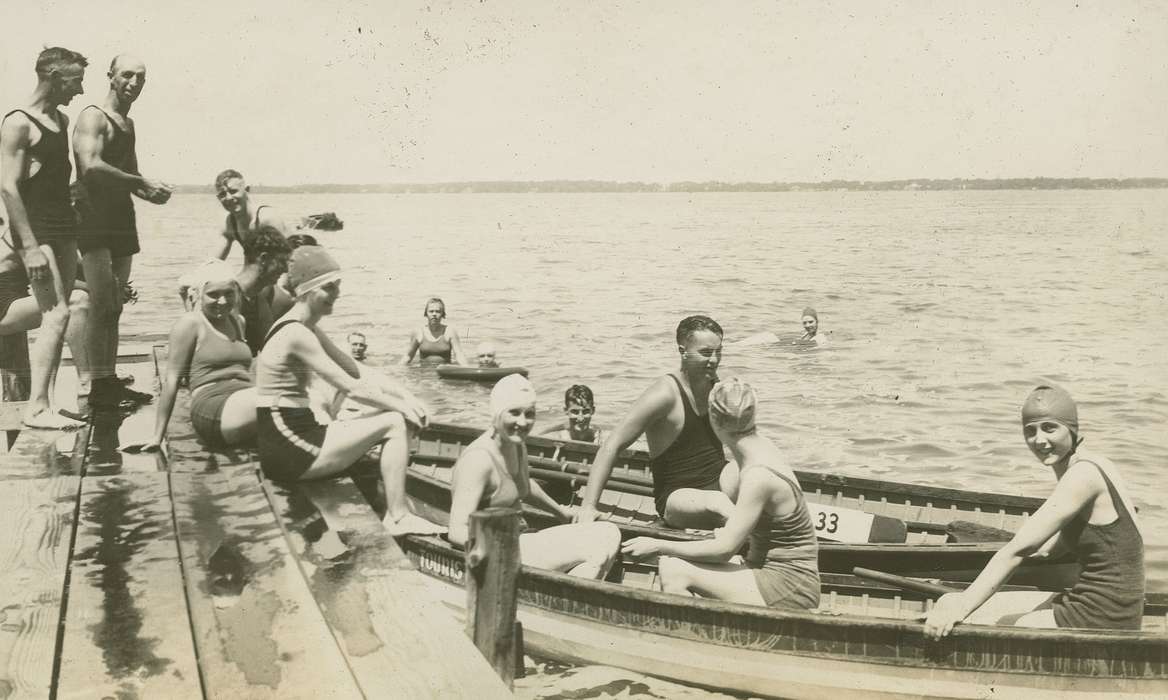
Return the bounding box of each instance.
[129,190,1168,591]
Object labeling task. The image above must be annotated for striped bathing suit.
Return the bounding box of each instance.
[255,319,327,481]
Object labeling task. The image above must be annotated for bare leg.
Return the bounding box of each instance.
[519,522,622,579]
[80,248,116,381]
[23,243,81,429]
[217,387,258,445]
[110,255,131,370]
[65,288,91,395]
[0,295,43,335]
[662,488,735,529]
[656,555,768,606]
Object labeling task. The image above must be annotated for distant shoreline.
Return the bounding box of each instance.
[173,177,1168,194]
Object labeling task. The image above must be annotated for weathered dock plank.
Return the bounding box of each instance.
[152,346,254,473]
[171,465,362,698]
[83,356,165,477]
[263,477,512,699]
[55,472,201,700]
[0,476,81,699]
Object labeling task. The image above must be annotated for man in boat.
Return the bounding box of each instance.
[73,54,172,408]
[0,48,90,428]
[577,315,737,529]
[211,169,287,260]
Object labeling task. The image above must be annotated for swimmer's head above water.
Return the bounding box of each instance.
[348,332,368,361]
[474,341,498,368]
[563,384,596,434]
[801,307,818,337]
[423,298,446,325]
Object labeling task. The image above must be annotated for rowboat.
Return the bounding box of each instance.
[398,448,1168,698]
[406,422,1080,588]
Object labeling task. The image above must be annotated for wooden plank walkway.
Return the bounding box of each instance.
[0,342,511,699]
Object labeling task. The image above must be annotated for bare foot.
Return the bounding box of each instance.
[23,408,85,430]
[383,512,446,536]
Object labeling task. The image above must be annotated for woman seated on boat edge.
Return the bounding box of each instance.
[255,245,442,536]
[125,261,256,452]
[621,378,820,610]
[444,373,622,580]
[923,385,1144,639]
[400,297,468,365]
[536,383,605,444]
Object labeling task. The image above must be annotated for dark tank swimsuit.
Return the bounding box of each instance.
[649,375,728,517]
[417,325,453,362]
[2,109,75,247]
[744,469,821,609]
[1050,457,1145,629]
[72,106,139,257]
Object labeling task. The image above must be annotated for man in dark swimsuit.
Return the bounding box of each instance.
[235,226,291,355]
[212,169,286,260]
[578,315,738,529]
[73,54,172,407]
[0,47,89,429]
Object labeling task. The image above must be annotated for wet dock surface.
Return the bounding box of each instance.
[0,345,508,699]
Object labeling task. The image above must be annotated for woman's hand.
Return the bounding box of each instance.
[922,592,971,641]
[621,536,663,559]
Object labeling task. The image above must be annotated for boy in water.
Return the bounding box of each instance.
[537,384,603,444]
[474,341,499,368]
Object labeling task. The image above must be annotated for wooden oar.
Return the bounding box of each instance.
[851,567,960,597]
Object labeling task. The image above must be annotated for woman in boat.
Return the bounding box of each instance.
[621,378,820,609]
[445,373,622,579]
[140,260,256,449]
[256,245,442,536]
[536,384,604,444]
[400,297,467,365]
[924,385,1144,638]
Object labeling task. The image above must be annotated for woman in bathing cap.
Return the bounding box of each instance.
[622,378,820,609]
[400,297,468,365]
[798,307,824,345]
[925,385,1144,638]
[444,374,622,579]
[134,260,258,451]
[255,246,442,536]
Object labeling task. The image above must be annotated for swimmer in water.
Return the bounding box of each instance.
[474,341,499,368]
[798,307,825,345]
[348,331,368,361]
[537,384,603,444]
[400,297,468,365]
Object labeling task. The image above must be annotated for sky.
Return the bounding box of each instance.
[2,0,1166,185]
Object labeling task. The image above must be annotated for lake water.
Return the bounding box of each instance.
[127,189,1168,597]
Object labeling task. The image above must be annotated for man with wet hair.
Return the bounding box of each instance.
[212,168,286,260]
[348,332,368,361]
[73,53,173,407]
[0,47,89,428]
[577,315,738,528]
[235,225,291,355]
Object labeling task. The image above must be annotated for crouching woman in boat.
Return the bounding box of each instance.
[621,378,820,609]
[445,373,622,579]
[924,385,1144,639]
[139,260,257,450]
[256,245,442,536]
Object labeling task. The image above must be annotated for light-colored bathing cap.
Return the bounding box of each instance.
[1021,384,1079,434]
[709,377,757,435]
[180,259,237,296]
[287,245,341,297]
[802,307,818,320]
[490,373,537,417]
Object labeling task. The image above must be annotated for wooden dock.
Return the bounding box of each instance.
[0,344,511,699]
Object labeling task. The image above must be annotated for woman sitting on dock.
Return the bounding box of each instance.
[622,378,820,610]
[145,261,256,449]
[924,385,1144,638]
[446,373,622,579]
[400,297,467,365]
[256,245,442,536]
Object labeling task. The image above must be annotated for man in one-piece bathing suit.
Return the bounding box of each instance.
[577,315,738,529]
[211,169,287,260]
[0,47,89,429]
[73,54,172,407]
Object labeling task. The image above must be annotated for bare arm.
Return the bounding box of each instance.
[622,468,774,562]
[149,315,200,444]
[213,216,233,260]
[448,451,493,547]
[399,330,421,364]
[577,377,673,521]
[73,108,144,192]
[924,464,1101,639]
[0,115,50,281]
[447,327,468,366]
[525,477,572,522]
[254,207,288,235]
[311,324,359,378]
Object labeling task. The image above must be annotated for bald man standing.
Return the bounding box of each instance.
[73,54,172,408]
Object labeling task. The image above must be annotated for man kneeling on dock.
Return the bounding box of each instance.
[576,315,738,529]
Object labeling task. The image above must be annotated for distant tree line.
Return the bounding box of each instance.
[173,177,1168,194]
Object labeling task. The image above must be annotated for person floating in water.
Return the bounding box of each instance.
[576,315,737,529]
[798,307,825,345]
[923,385,1144,638]
[537,384,603,444]
[348,331,367,361]
[474,341,499,368]
[400,297,468,365]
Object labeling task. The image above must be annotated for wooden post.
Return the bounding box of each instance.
[0,332,30,449]
[465,506,522,688]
